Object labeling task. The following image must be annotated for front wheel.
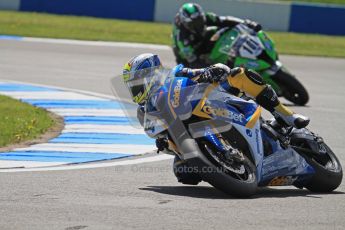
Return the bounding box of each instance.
[194,130,257,197]
[173,155,202,185]
[273,69,309,106]
[199,144,257,197]
[293,141,342,193]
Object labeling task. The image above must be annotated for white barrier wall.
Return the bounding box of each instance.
[154,0,291,31]
[0,0,20,10]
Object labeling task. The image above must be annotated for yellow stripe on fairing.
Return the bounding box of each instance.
[245,106,262,129]
[167,79,177,119]
[191,84,217,119]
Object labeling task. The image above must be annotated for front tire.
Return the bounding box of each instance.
[302,143,342,192]
[292,139,342,192]
[173,155,202,185]
[273,68,309,106]
[199,147,257,197]
[194,130,258,197]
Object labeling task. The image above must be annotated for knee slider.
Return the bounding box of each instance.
[256,85,279,112]
[245,69,265,85]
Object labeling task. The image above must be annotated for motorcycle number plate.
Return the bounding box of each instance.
[238,35,264,60]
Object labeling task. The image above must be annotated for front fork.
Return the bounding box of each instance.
[204,128,229,153]
[203,127,247,165]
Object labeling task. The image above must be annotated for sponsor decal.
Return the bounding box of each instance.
[268,176,297,186]
[255,128,260,153]
[172,79,183,108]
[264,41,273,51]
[202,105,244,122]
[246,129,252,137]
[247,61,260,69]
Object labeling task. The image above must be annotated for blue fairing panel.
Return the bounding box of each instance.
[168,77,197,119]
[260,148,315,184]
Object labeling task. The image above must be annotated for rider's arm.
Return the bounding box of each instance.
[175,67,205,80]
[174,64,240,95]
[190,63,264,97]
[206,12,243,28]
[206,12,262,32]
[175,63,233,83]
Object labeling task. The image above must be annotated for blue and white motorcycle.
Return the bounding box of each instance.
[121,67,342,197]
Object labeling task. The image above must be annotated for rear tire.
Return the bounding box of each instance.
[273,69,309,106]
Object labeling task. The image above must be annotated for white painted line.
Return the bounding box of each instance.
[0,160,66,169]
[0,154,174,172]
[21,37,171,50]
[49,108,128,117]
[0,74,167,171]
[0,79,117,100]
[0,91,108,100]
[63,124,144,134]
[17,143,154,155]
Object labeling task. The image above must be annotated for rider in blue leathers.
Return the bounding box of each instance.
[123,53,309,184]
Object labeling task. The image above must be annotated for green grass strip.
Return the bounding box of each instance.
[0,10,345,57]
[0,95,55,147]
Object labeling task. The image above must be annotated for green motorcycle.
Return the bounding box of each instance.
[208,24,309,105]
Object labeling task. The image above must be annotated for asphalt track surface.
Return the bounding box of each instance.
[1,39,345,230]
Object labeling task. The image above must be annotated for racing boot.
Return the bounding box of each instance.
[256,85,310,129]
[272,104,310,129]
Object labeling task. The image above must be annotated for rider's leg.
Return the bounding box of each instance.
[228,68,309,129]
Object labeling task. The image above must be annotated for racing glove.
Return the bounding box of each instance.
[244,19,262,32]
[199,63,231,83]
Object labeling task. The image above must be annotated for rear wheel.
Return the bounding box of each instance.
[273,69,309,106]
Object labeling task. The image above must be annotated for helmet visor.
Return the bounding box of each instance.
[184,14,205,34]
[125,66,161,104]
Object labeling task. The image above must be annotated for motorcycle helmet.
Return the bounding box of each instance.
[122,53,162,104]
[178,3,206,35]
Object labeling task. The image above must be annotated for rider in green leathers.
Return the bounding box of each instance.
[172,2,262,68]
